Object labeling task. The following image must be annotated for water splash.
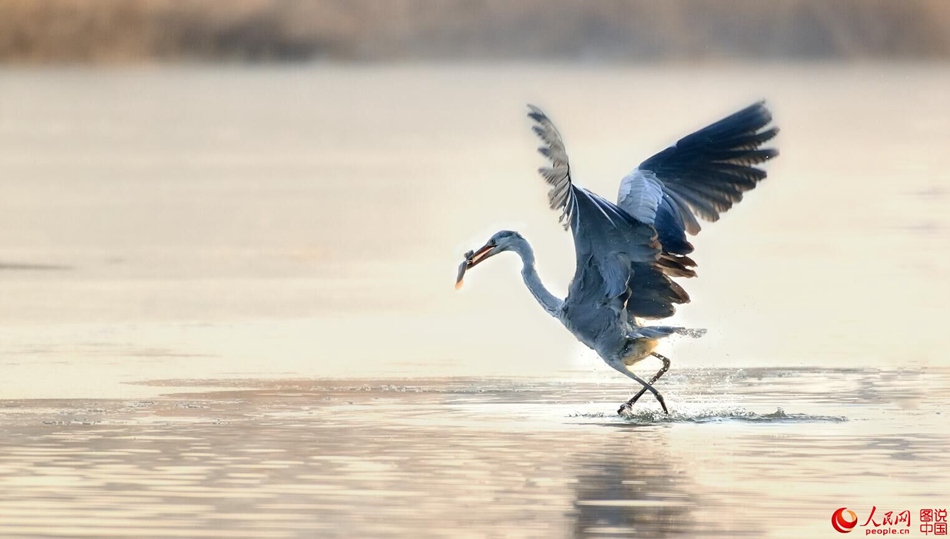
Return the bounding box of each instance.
[570,406,847,424]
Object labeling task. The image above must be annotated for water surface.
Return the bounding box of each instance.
[1,368,947,538]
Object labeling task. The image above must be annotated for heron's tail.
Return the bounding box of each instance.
[621,326,705,366]
[632,326,706,340]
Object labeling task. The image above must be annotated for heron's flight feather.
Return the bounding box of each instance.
[619,101,778,228]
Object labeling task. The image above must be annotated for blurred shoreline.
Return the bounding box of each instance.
[2,0,950,64]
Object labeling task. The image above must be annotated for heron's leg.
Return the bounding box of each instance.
[625,352,671,407]
[605,358,669,414]
[613,371,668,415]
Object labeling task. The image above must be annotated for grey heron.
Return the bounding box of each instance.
[456,102,778,415]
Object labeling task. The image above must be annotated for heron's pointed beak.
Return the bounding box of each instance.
[467,243,497,268]
[454,242,497,290]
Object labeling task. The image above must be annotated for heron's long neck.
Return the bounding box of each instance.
[511,239,563,316]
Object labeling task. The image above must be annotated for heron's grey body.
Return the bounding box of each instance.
[460,102,778,413]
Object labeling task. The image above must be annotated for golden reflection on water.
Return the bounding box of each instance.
[1,369,948,538]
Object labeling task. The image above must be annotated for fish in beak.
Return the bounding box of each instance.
[454,242,497,290]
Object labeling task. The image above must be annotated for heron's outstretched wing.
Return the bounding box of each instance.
[528,105,575,230]
[617,101,779,275]
[528,106,689,324]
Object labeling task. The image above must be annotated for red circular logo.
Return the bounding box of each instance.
[832,508,858,533]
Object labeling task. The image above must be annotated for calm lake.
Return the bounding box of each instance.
[0,64,948,537]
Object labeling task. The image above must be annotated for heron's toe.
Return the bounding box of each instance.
[617,403,632,416]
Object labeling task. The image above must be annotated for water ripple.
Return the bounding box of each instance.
[572,406,849,424]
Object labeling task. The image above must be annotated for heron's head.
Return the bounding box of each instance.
[455,230,526,289]
[469,230,525,264]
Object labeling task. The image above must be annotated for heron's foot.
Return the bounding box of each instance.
[621,386,670,415]
[654,392,669,415]
[617,402,669,417]
[617,398,669,416]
